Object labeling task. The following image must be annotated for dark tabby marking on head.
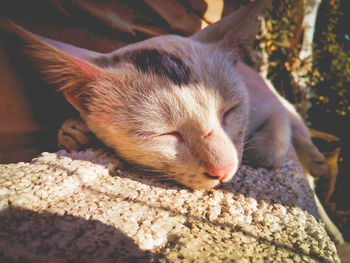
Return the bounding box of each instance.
[93,56,111,68]
[94,49,191,86]
[126,49,191,86]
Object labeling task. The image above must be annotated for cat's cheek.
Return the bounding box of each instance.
[174,145,193,162]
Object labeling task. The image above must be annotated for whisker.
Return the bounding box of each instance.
[243,145,259,151]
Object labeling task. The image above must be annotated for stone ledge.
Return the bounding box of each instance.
[0,149,340,262]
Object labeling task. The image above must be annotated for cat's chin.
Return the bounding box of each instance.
[182,179,221,191]
[178,169,237,190]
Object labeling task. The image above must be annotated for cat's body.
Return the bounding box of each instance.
[2,0,327,190]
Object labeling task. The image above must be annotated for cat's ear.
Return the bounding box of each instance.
[191,0,270,51]
[2,20,104,114]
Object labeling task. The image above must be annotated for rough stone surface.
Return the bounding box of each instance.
[0,149,340,262]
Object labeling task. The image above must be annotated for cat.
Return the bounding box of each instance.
[2,0,345,245]
[2,0,328,191]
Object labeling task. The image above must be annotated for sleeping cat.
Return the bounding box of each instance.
[4,0,346,246]
[3,0,327,191]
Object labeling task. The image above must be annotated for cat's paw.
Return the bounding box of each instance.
[244,146,286,169]
[244,130,289,169]
[58,118,93,151]
[303,144,329,177]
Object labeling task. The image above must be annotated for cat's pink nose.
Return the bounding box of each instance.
[204,164,234,181]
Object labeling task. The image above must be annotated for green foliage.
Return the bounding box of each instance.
[258,0,350,118]
[260,0,310,116]
[312,0,350,116]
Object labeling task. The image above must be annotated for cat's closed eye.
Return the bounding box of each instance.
[223,106,238,126]
[158,131,184,143]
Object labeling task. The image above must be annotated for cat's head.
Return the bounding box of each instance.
[87,37,249,189]
[7,0,269,189]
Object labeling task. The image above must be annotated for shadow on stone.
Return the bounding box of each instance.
[0,207,157,263]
